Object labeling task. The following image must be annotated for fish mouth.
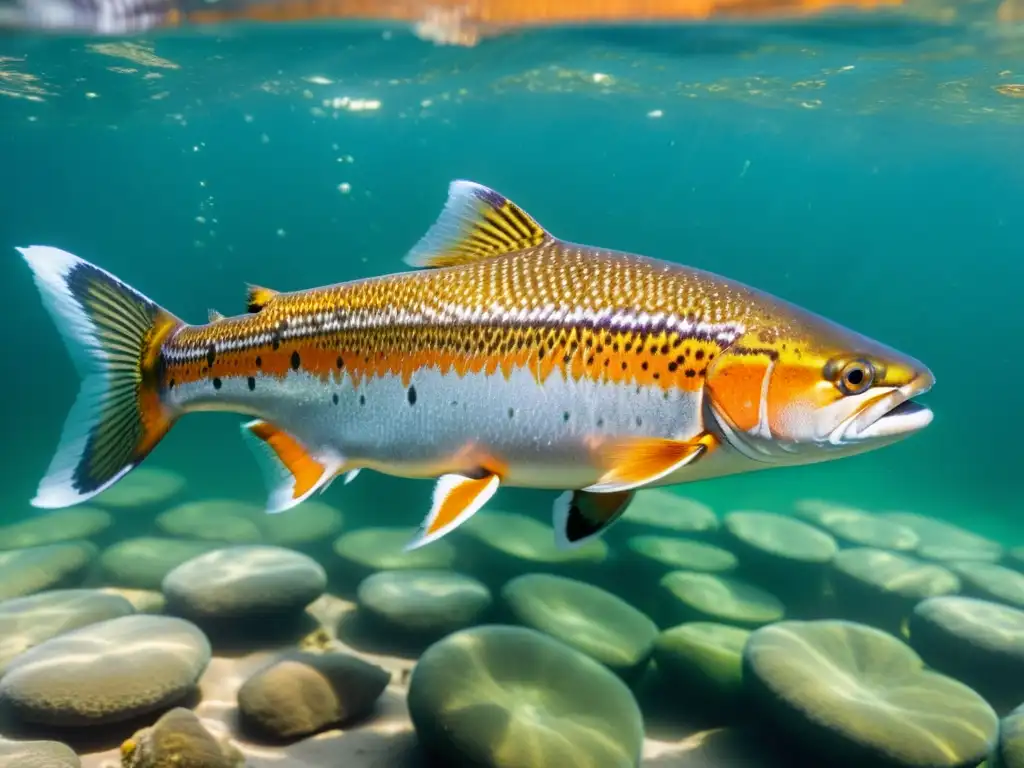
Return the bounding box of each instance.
[834,371,935,443]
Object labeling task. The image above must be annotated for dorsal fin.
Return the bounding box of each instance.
[208,308,225,322]
[246,284,279,314]
[403,180,553,269]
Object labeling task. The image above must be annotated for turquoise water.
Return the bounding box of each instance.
[0,16,1022,768]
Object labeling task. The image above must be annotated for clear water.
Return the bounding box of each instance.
[0,13,1021,768]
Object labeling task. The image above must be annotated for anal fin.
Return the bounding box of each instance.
[241,419,343,513]
[586,433,718,494]
[553,489,635,550]
[405,472,500,551]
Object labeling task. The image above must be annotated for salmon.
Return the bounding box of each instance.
[17,180,934,550]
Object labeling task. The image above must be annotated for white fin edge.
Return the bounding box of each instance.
[404,472,499,551]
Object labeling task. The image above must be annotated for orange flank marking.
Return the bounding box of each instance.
[705,356,772,433]
[247,420,327,500]
[426,475,495,535]
[766,362,830,435]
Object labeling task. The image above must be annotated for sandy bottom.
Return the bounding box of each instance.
[70,593,750,768]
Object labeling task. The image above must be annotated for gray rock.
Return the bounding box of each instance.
[121,707,243,768]
[357,570,491,642]
[0,543,97,601]
[0,738,80,767]
[99,538,218,590]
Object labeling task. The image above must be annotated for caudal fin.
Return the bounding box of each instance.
[17,245,183,508]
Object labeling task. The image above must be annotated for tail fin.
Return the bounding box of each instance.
[17,245,183,508]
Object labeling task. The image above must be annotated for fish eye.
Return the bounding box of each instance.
[837,359,875,396]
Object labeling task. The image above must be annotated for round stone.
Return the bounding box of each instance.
[626,536,737,574]
[659,571,784,628]
[0,509,111,551]
[237,651,391,739]
[461,511,608,566]
[744,619,999,767]
[100,537,218,590]
[0,615,210,726]
[620,490,719,536]
[357,570,491,642]
[996,703,1024,768]
[334,528,455,572]
[909,596,1024,714]
[259,501,342,546]
[724,511,838,564]
[502,573,658,679]
[156,500,264,544]
[883,513,1003,563]
[653,622,750,717]
[121,707,243,768]
[948,561,1024,609]
[831,548,960,634]
[98,587,165,615]
[794,499,919,552]
[408,625,645,767]
[0,543,97,601]
[0,589,135,673]
[163,546,326,621]
[91,467,185,508]
[0,739,80,767]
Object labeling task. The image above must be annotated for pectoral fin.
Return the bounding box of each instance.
[586,433,718,494]
[553,489,635,550]
[405,472,500,551]
[241,419,343,513]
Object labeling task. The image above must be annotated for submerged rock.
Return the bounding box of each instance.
[91,467,185,509]
[948,561,1024,609]
[121,707,243,768]
[996,703,1024,768]
[237,651,390,739]
[619,490,719,537]
[502,573,658,680]
[794,500,919,552]
[626,535,737,575]
[908,596,1024,714]
[163,546,326,622]
[259,501,343,546]
[723,511,837,614]
[744,619,998,768]
[0,509,111,551]
[333,528,456,590]
[0,542,97,601]
[653,622,749,721]
[831,548,960,634]
[0,589,135,673]
[0,738,80,767]
[156,500,264,544]
[100,538,218,590]
[408,625,644,767]
[883,512,1003,564]
[658,571,784,629]
[98,588,166,615]
[0,615,210,726]
[356,569,491,645]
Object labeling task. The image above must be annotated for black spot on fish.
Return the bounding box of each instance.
[206,346,216,367]
[255,356,262,368]
[508,407,515,419]
[332,393,339,405]
[596,417,605,428]
[359,394,366,406]
[685,369,696,378]
[676,355,685,365]
[168,379,176,390]
[538,348,545,359]
[660,343,670,355]
[668,362,678,372]
[641,362,649,371]
[290,350,300,371]
[563,354,572,364]
[407,385,417,406]
[653,372,660,380]
[247,376,255,391]
[699,367,708,377]
[336,356,344,369]
[563,411,570,422]
[695,350,705,361]
[212,377,222,390]
[621,361,627,371]
[272,337,280,351]
[636,416,643,427]
[625,342,633,352]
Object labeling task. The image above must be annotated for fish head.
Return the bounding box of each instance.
[704,309,934,464]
